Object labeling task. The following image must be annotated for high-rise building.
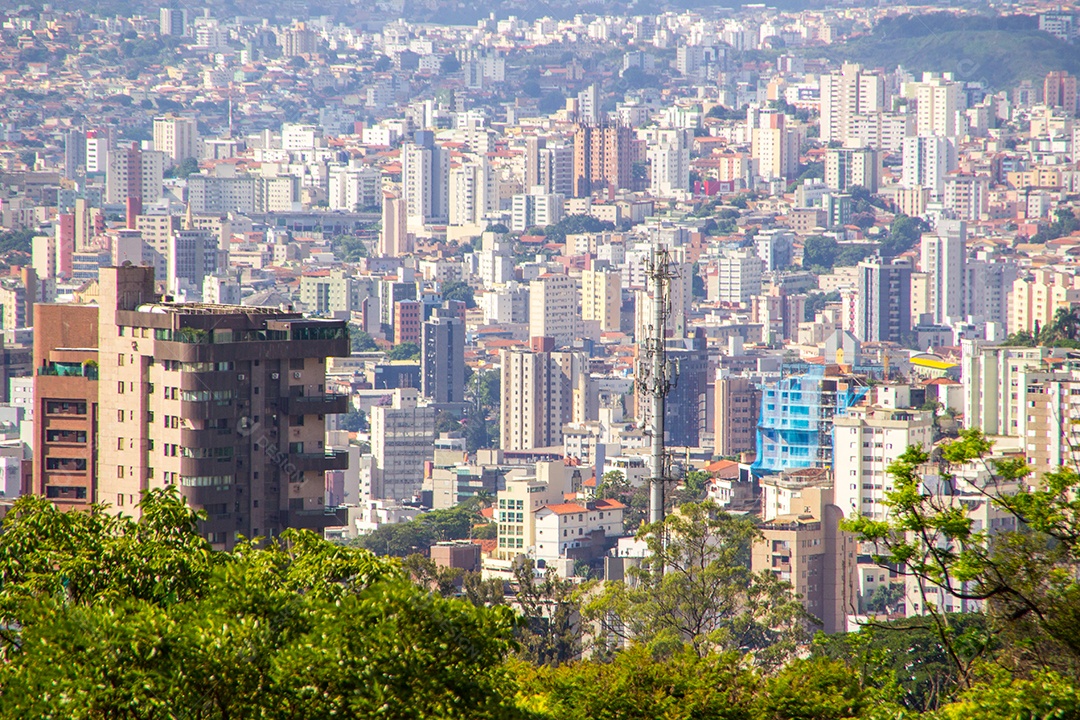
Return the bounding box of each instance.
[647,130,692,196]
[299,270,363,316]
[529,273,582,348]
[379,192,410,257]
[572,124,632,197]
[1008,268,1080,335]
[448,156,498,230]
[752,364,870,475]
[901,136,957,199]
[964,258,1017,329]
[824,147,879,193]
[187,174,257,214]
[833,404,934,521]
[511,189,564,233]
[577,83,601,125]
[105,145,164,206]
[580,268,621,333]
[33,266,350,546]
[153,115,199,165]
[370,388,437,501]
[749,107,801,181]
[328,166,382,212]
[713,247,763,304]
[401,132,450,232]
[525,137,574,197]
[818,63,887,145]
[1044,70,1078,116]
[920,221,966,324]
[911,74,960,137]
[752,484,857,634]
[500,340,587,452]
[713,373,761,457]
[856,256,912,343]
[421,309,465,404]
[167,228,218,298]
[85,130,110,174]
[942,173,989,221]
[159,7,189,36]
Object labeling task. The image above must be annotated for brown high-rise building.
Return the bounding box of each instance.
[572,124,632,198]
[33,266,350,547]
[1045,70,1078,116]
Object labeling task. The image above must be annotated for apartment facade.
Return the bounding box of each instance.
[34,266,351,547]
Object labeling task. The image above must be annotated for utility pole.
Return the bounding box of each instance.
[639,246,677,526]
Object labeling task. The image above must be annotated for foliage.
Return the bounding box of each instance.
[357,500,485,557]
[937,664,1080,720]
[0,228,34,255]
[386,341,420,361]
[813,614,991,712]
[583,502,815,669]
[350,328,379,352]
[880,214,930,257]
[164,156,199,178]
[1003,306,1080,349]
[803,290,841,322]
[338,409,367,432]
[802,235,874,271]
[757,657,875,720]
[332,234,370,262]
[542,214,615,245]
[820,12,1080,89]
[843,429,1080,684]
[0,489,519,719]
[441,279,477,308]
[512,559,581,667]
[1031,208,1080,243]
[517,646,755,720]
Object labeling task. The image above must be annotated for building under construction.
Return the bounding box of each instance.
[751,363,869,475]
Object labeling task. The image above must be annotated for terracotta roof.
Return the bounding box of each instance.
[539,503,588,516]
[594,498,626,510]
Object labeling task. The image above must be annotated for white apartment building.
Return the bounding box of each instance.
[920,221,966,324]
[818,63,887,145]
[153,115,198,164]
[833,405,934,521]
[712,247,763,304]
[529,272,581,347]
[328,166,382,211]
[370,388,436,501]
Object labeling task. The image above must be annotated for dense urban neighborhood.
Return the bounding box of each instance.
[0,1,1080,716]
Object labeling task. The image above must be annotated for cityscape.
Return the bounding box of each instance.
[0,0,1079,716]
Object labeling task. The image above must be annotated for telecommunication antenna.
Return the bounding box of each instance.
[638,246,678,525]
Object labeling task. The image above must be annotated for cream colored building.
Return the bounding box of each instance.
[581,268,621,333]
[1009,268,1080,335]
[529,272,582,347]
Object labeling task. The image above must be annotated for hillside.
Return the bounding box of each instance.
[819,13,1080,89]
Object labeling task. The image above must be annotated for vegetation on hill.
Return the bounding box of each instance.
[819,13,1080,89]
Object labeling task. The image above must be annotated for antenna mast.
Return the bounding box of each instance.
[639,246,677,525]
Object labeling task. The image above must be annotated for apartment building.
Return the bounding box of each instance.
[33,266,350,547]
[713,373,761,457]
[500,339,588,452]
[529,272,582,348]
[369,388,436,501]
[580,268,621,333]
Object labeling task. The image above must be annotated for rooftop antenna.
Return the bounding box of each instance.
[639,246,677,526]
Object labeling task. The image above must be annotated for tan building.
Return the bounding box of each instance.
[32,304,100,509]
[1009,269,1080,335]
[529,272,582,348]
[153,115,199,165]
[752,486,858,634]
[500,339,588,452]
[713,373,761,458]
[581,268,621,333]
[34,266,350,548]
[572,123,632,197]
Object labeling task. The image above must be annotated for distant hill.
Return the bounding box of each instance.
[818,13,1080,89]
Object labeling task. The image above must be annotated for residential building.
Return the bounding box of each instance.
[500,340,587,452]
[920,221,966,325]
[712,247,763,304]
[572,123,632,197]
[580,268,621,332]
[824,147,879,193]
[34,266,349,547]
[856,256,912,343]
[713,373,761,457]
[529,273,582,348]
[818,63,887,145]
[421,309,465,404]
[105,145,165,206]
[153,115,199,165]
[370,388,437,501]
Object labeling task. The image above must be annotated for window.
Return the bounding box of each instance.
[118,410,125,422]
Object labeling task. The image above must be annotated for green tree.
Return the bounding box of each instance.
[756,658,873,720]
[386,342,420,361]
[843,429,1080,683]
[350,328,379,352]
[0,489,519,719]
[441,280,477,308]
[802,235,840,271]
[512,559,581,667]
[583,502,815,668]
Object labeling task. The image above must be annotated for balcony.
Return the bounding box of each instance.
[282,507,348,531]
[281,393,349,416]
[288,450,349,472]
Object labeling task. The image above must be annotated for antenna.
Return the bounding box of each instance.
[638,246,678,526]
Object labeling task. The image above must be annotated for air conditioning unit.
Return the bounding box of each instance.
[238,374,246,381]
[271,372,280,380]
[293,372,302,379]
